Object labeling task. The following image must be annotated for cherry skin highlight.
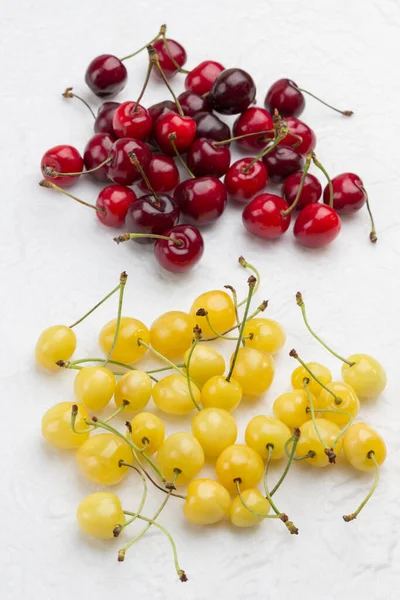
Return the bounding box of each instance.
[112,102,152,141]
[152,38,187,79]
[243,193,291,239]
[95,185,137,228]
[138,154,179,193]
[209,68,256,115]
[193,112,231,143]
[178,91,211,117]
[154,113,196,155]
[232,107,274,151]
[224,158,268,203]
[154,225,204,273]
[262,145,305,183]
[294,203,341,248]
[107,138,151,186]
[174,177,227,224]
[185,61,225,96]
[265,79,305,118]
[125,194,180,242]
[323,172,366,213]
[41,145,84,187]
[281,117,316,155]
[83,133,114,182]
[85,55,127,98]
[282,172,322,209]
[187,138,231,178]
[94,102,120,136]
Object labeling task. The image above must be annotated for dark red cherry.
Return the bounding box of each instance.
[209,68,256,115]
[125,193,180,243]
[138,154,179,194]
[83,133,114,182]
[193,112,231,143]
[41,145,84,187]
[85,55,127,98]
[242,193,291,239]
[282,172,322,209]
[281,117,316,155]
[265,79,305,118]
[174,177,227,224]
[178,91,211,117]
[154,113,196,155]
[294,203,341,248]
[148,100,178,124]
[224,158,268,203]
[94,102,120,136]
[232,107,274,151]
[108,138,151,185]
[187,138,231,178]
[323,173,366,213]
[112,102,152,141]
[95,185,137,227]
[185,61,225,95]
[152,39,187,79]
[154,224,204,273]
[262,145,305,183]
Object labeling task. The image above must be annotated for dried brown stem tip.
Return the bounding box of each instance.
[125,421,132,433]
[56,359,67,367]
[113,524,122,538]
[293,427,301,441]
[120,271,128,284]
[62,87,74,98]
[196,308,208,317]
[370,231,377,244]
[193,325,202,339]
[118,550,125,562]
[238,255,247,267]
[40,175,56,184]
[71,404,78,417]
[324,448,337,464]
[286,521,299,535]
[122,399,130,407]
[296,292,304,306]
[258,300,269,311]
[247,275,257,288]
[224,285,237,294]
[343,513,356,522]
[168,131,177,141]
[165,481,176,491]
[289,349,298,359]
[342,110,354,117]
[179,570,188,582]
[147,44,159,64]
[113,234,131,244]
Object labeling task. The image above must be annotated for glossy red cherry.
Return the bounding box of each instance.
[294,204,341,248]
[174,177,227,224]
[152,39,187,79]
[187,138,231,178]
[41,145,84,187]
[94,102,120,136]
[265,79,305,118]
[148,100,178,124]
[95,185,137,227]
[85,55,127,98]
[125,194,180,242]
[83,133,114,182]
[323,173,366,213]
[210,68,256,115]
[262,145,305,182]
[281,117,316,155]
[224,158,268,203]
[185,61,225,95]
[282,172,322,209]
[138,154,179,193]
[193,112,231,143]
[154,113,196,155]
[243,193,291,239]
[112,102,152,141]
[232,107,274,151]
[178,91,211,117]
[154,225,204,273]
[108,138,151,185]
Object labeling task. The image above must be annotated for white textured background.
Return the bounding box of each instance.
[1,0,400,598]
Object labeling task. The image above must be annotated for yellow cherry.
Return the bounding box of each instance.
[243,318,286,355]
[130,412,165,455]
[316,381,359,427]
[291,362,332,397]
[156,432,205,485]
[343,422,387,472]
[76,433,132,485]
[114,370,152,412]
[296,419,343,467]
[35,325,76,371]
[245,415,291,460]
[216,444,264,493]
[342,354,387,399]
[42,402,90,449]
[273,390,312,429]
[191,408,238,458]
[98,316,150,364]
[183,479,231,525]
[229,489,270,527]
[74,367,116,411]
[201,375,242,412]
[230,347,274,398]
[190,290,236,337]
[150,311,196,359]
[152,374,200,415]
[183,344,225,388]
[77,492,125,539]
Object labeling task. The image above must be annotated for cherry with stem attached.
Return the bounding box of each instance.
[62,88,120,136]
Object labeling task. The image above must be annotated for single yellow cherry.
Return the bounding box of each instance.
[114,370,152,412]
[296,419,343,467]
[316,381,359,427]
[342,354,387,399]
[190,290,236,336]
[76,433,132,485]
[183,344,225,388]
[273,390,312,429]
[242,318,286,355]
[130,412,165,455]
[216,444,264,493]
[156,432,205,485]
[201,375,242,412]
[152,374,200,415]
[191,408,238,458]
[35,325,76,371]
[98,316,150,364]
[291,362,332,397]
[229,489,270,527]
[150,311,196,359]
[343,422,387,472]
[230,347,275,398]
[184,479,231,525]
[42,402,90,449]
[74,367,116,411]
[77,492,125,539]
[245,415,291,460]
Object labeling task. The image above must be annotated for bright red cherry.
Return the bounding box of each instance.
[154,113,196,155]
[41,145,84,187]
[281,117,316,155]
[95,185,137,227]
[85,55,127,97]
[94,102,120,136]
[243,193,291,239]
[185,61,225,95]
[294,203,341,248]
[174,177,227,224]
[224,158,268,203]
[193,112,231,143]
[152,39,187,79]
[112,102,152,141]
[323,173,366,213]
[282,172,322,209]
[154,225,204,273]
[148,100,178,124]
[232,107,274,151]
[125,194,180,242]
[262,145,305,182]
[178,91,211,117]
[210,68,256,115]
[108,138,151,185]
[265,79,305,118]
[187,138,231,178]
[83,133,114,183]
[138,154,179,194]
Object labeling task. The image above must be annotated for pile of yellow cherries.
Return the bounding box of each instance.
[36,259,387,582]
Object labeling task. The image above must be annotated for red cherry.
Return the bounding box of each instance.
[262,145,305,183]
[112,102,152,141]
[281,117,316,155]
[185,61,225,96]
[187,138,231,178]
[323,172,366,213]
[224,158,268,203]
[178,91,211,117]
[294,204,341,248]
[148,100,178,124]
[85,55,127,98]
[154,113,196,155]
[152,39,187,79]
[282,172,322,209]
[193,112,231,143]
[83,133,114,183]
[242,193,291,239]
[95,185,137,227]
[154,225,204,273]
[125,194,180,242]
[232,107,274,151]
[174,177,227,224]
[41,145,84,187]
[265,79,305,118]
[209,68,256,115]
[138,154,179,193]
[94,102,120,136]
[108,138,151,185]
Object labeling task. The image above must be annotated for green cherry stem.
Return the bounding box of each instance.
[62,87,96,119]
[311,153,333,207]
[243,129,287,174]
[237,256,261,307]
[284,436,315,461]
[212,130,275,146]
[303,380,337,464]
[113,463,148,536]
[288,81,353,117]
[62,358,158,382]
[119,24,165,62]
[185,328,202,412]
[103,272,128,367]
[41,156,113,179]
[264,446,299,534]
[226,276,257,382]
[67,278,122,329]
[289,349,343,405]
[56,361,123,377]
[195,308,253,342]
[234,479,280,519]
[114,232,184,246]
[161,33,190,75]
[39,180,105,213]
[224,285,245,347]
[129,152,160,203]
[357,184,377,244]
[168,133,195,177]
[132,61,153,114]
[281,152,313,216]
[343,452,380,522]
[103,401,130,424]
[270,429,301,496]
[306,407,354,446]
[199,300,268,343]
[137,339,186,377]
[147,364,185,374]
[148,45,184,116]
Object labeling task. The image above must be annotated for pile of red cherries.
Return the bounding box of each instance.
[40,24,376,274]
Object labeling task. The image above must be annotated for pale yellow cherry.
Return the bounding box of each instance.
[74,366,116,411]
[273,390,312,428]
[230,347,275,398]
[245,415,291,460]
[216,444,264,493]
[130,412,165,455]
[77,492,125,539]
[242,318,286,355]
[156,432,205,485]
[291,362,332,397]
[316,381,359,427]
[152,374,200,415]
[114,370,152,412]
[229,489,270,527]
[150,311,196,359]
[190,290,236,337]
[35,325,76,371]
[201,375,242,412]
[42,402,90,449]
[343,422,387,472]
[296,419,343,467]
[183,479,231,525]
[342,354,387,399]
[191,408,238,458]
[184,344,225,387]
[76,433,132,485]
[98,316,150,364]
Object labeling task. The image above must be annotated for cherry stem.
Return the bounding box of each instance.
[264,445,299,534]
[358,185,377,244]
[289,349,343,405]
[114,463,148,535]
[185,329,202,412]
[224,285,242,345]
[295,292,355,366]
[243,132,286,174]
[303,380,334,460]
[64,358,159,382]
[234,479,280,519]
[39,180,105,214]
[288,81,353,117]
[132,61,154,114]
[343,452,379,522]
[270,429,301,496]
[114,232,184,246]
[104,401,130,423]
[161,33,190,74]
[306,407,354,446]
[42,156,112,179]
[124,458,186,499]
[58,362,122,377]
[199,301,268,343]
[168,133,195,177]
[195,309,252,341]
[226,276,257,382]
[119,24,166,61]
[129,152,159,202]
[281,152,313,216]
[212,130,275,146]
[285,437,315,461]
[148,45,184,116]
[237,256,261,307]
[137,339,186,378]
[68,281,121,329]
[103,272,128,367]
[62,87,96,119]
[311,153,333,207]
